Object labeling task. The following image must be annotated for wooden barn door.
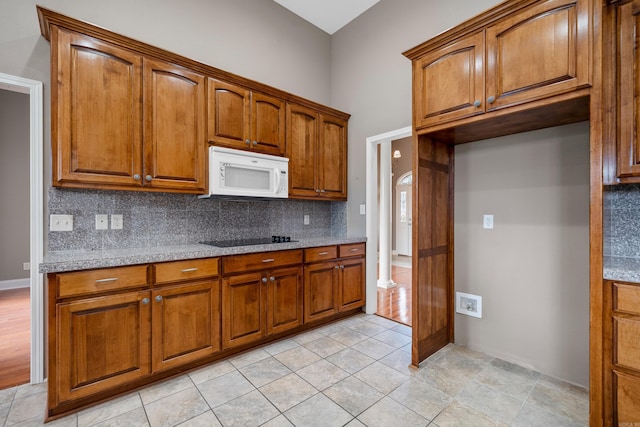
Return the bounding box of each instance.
[411,136,453,367]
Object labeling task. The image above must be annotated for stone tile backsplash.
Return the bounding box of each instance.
[47,188,347,252]
[604,184,640,258]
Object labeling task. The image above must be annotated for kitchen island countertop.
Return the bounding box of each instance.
[40,236,367,273]
[604,256,640,283]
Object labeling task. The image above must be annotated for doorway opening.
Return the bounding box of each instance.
[0,73,45,387]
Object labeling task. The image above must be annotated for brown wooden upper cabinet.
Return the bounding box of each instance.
[287,104,348,200]
[616,0,640,181]
[413,0,591,130]
[52,27,207,193]
[208,79,286,156]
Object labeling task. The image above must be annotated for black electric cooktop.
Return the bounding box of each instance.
[200,236,296,247]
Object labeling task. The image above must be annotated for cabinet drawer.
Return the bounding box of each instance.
[614,283,640,315]
[155,258,219,285]
[614,316,640,372]
[338,243,365,258]
[223,250,303,274]
[56,265,148,298]
[305,246,337,263]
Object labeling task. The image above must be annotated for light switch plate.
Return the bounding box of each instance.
[483,214,494,229]
[359,204,366,215]
[50,214,73,231]
[303,214,310,225]
[111,214,123,230]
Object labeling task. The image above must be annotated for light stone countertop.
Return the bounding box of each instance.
[40,236,367,273]
[604,256,640,283]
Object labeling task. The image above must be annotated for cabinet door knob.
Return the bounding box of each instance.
[270,276,275,281]
[320,190,325,193]
[316,189,321,193]
[340,265,345,269]
[487,96,495,104]
[141,297,150,305]
[473,100,481,107]
[145,175,153,182]
[334,265,340,269]
[245,139,251,145]
[133,174,141,181]
[262,277,268,283]
[155,295,163,302]
[252,140,258,146]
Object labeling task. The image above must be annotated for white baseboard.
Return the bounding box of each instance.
[0,278,30,291]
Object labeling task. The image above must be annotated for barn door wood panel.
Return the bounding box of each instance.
[411,136,453,367]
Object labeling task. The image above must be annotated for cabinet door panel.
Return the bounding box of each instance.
[304,262,338,323]
[287,104,319,197]
[319,115,347,199]
[614,371,640,425]
[152,280,220,372]
[339,258,365,312]
[54,29,142,186]
[486,0,589,111]
[252,92,286,156]
[143,58,206,192]
[414,31,484,128]
[208,79,250,150]
[267,267,303,335]
[57,291,151,402]
[618,0,640,178]
[222,273,265,349]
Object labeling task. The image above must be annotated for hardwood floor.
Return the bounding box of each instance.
[376,264,412,326]
[0,287,30,389]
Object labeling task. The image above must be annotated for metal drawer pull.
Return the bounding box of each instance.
[319,252,329,255]
[262,259,275,263]
[95,278,118,283]
[350,248,360,252]
[181,268,199,273]
[155,295,163,302]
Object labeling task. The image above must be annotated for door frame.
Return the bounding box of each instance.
[0,73,45,384]
[395,171,413,256]
[365,126,412,314]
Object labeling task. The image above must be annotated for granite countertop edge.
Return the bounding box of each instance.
[604,256,640,283]
[40,237,367,273]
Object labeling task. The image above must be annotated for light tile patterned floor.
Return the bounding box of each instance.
[0,314,589,427]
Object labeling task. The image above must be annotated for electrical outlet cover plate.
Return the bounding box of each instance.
[456,292,482,318]
[50,214,73,231]
[111,214,123,230]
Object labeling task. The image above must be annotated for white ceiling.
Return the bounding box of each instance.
[273,0,380,35]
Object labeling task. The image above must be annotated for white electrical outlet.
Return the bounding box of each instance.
[111,214,123,230]
[96,214,108,230]
[456,292,482,318]
[359,204,366,215]
[50,214,73,231]
[23,262,30,271]
[303,214,310,225]
[483,214,494,229]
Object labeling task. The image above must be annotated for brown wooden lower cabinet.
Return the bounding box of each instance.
[604,280,640,426]
[47,245,364,419]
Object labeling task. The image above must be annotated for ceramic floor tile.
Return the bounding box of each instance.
[14,383,47,400]
[335,315,368,329]
[350,338,397,360]
[213,390,280,427]
[303,337,346,358]
[197,370,255,408]
[327,328,369,346]
[139,375,194,405]
[326,348,375,374]
[5,390,46,425]
[527,381,589,425]
[90,406,149,427]
[290,329,325,345]
[347,321,388,337]
[414,362,469,397]
[259,373,317,412]
[511,402,584,427]
[353,361,409,395]
[77,393,143,427]
[446,345,494,363]
[283,393,353,427]
[364,315,402,329]
[372,330,412,348]
[39,414,78,427]
[0,401,11,426]
[357,396,429,427]
[175,410,222,427]
[455,380,523,424]
[314,322,347,336]
[260,414,294,427]
[323,375,384,416]
[344,419,367,427]
[263,339,300,356]
[391,324,412,337]
[388,378,452,420]
[229,348,271,369]
[0,386,17,405]
[432,400,508,427]
[188,360,236,385]
[144,387,209,427]
[239,357,292,388]
[274,346,322,371]
[476,360,539,401]
[430,350,487,378]
[296,359,349,390]
[378,348,416,376]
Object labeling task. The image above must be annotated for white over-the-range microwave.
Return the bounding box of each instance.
[199,146,289,199]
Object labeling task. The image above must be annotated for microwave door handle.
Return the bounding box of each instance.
[274,168,281,193]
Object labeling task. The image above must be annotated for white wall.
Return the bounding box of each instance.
[0,90,30,281]
[454,122,590,386]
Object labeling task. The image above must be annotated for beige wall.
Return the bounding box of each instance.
[0,90,30,281]
[454,122,590,386]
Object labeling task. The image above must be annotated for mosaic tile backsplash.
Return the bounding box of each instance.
[47,188,347,252]
[604,183,640,258]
